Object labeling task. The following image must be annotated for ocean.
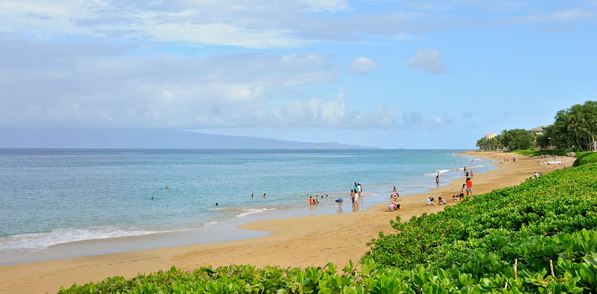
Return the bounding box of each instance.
[0,149,493,263]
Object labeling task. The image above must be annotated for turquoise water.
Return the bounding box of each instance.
[0,149,492,262]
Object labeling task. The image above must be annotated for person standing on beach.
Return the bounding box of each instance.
[466,179,473,195]
[435,172,440,185]
[357,183,363,198]
[393,185,397,193]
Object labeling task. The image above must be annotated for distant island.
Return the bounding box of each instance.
[0,128,371,149]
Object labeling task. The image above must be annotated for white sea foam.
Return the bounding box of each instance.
[236,208,276,218]
[0,227,157,252]
[202,221,219,227]
[424,169,450,176]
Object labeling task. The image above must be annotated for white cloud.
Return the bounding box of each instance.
[269,98,396,128]
[301,0,348,12]
[350,57,377,74]
[409,48,445,75]
[0,1,309,47]
[146,23,300,49]
[398,111,452,128]
[0,40,394,129]
[1,1,594,48]
[520,8,593,23]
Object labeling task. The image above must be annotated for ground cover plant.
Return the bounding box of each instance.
[60,162,597,293]
[513,149,568,157]
[574,152,597,167]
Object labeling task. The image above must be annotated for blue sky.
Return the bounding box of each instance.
[0,0,595,148]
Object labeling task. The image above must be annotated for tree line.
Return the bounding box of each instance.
[476,101,597,152]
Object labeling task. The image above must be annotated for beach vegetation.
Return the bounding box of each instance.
[477,101,597,152]
[573,152,597,166]
[60,159,597,293]
[475,136,502,151]
[364,161,597,292]
[547,101,597,152]
[512,149,567,157]
[498,129,536,151]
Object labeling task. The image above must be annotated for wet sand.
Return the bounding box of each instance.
[0,151,575,294]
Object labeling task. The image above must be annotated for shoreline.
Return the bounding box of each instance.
[0,151,575,294]
[0,150,491,266]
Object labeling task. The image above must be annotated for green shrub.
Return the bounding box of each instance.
[574,152,597,166]
[513,149,568,156]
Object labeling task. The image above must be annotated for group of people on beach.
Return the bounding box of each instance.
[308,194,329,205]
[387,185,400,211]
[500,157,518,163]
[425,165,474,207]
[304,182,363,212]
[463,166,474,195]
[425,196,447,206]
[350,182,363,210]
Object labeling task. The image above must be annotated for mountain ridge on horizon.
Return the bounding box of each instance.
[0,128,372,149]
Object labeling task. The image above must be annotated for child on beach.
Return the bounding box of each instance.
[390,192,399,201]
[426,197,435,206]
[439,197,446,205]
[387,202,400,212]
[466,179,473,195]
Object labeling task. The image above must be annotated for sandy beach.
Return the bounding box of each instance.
[0,151,575,294]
